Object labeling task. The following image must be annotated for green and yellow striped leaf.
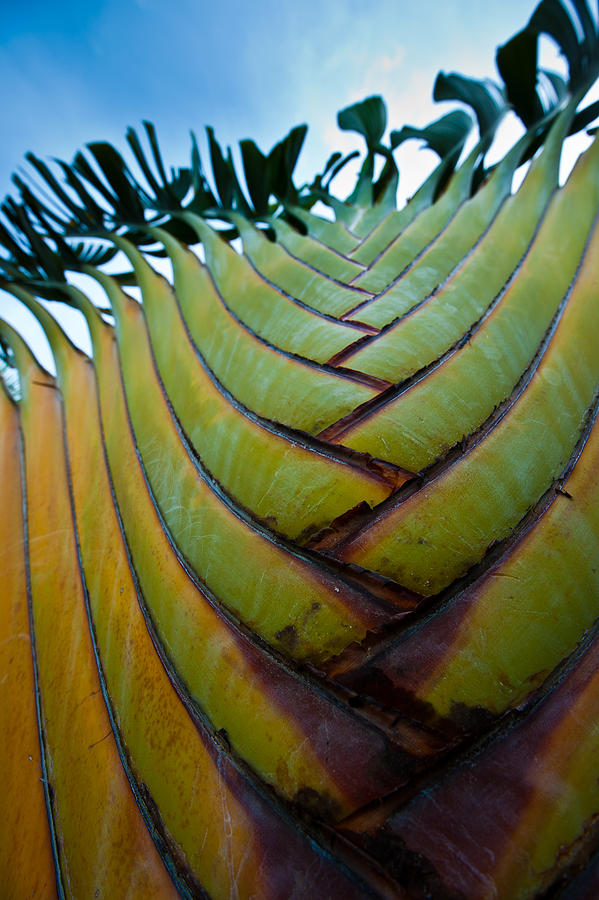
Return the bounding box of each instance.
[2,2,599,897]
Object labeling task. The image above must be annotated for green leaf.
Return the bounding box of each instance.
[188,131,217,212]
[240,139,270,215]
[337,96,387,148]
[391,109,473,160]
[433,72,505,137]
[321,152,342,179]
[529,0,585,86]
[125,127,163,200]
[498,0,599,126]
[86,142,147,221]
[25,153,100,229]
[268,124,307,201]
[497,27,544,126]
[54,158,108,224]
[571,98,599,133]
[205,126,250,213]
[142,121,169,189]
[125,122,192,209]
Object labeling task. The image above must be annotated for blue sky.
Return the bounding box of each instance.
[2,1,532,200]
[0,0,589,365]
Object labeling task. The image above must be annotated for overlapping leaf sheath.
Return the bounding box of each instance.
[0,321,177,898]
[2,3,599,895]
[0,378,56,899]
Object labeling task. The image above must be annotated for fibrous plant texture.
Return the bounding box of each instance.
[2,1,599,898]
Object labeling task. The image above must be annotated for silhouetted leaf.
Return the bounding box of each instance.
[25,154,99,229]
[206,126,250,213]
[338,96,387,148]
[498,0,599,126]
[55,159,107,225]
[571,98,599,133]
[189,131,217,212]
[391,109,473,159]
[268,124,307,202]
[86,142,147,221]
[434,72,505,137]
[240,139,270,215]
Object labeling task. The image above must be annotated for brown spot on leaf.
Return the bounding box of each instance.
[294,786,341,823]
[275,624,298,652]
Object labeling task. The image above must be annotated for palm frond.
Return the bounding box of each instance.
[2,1,599,897]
